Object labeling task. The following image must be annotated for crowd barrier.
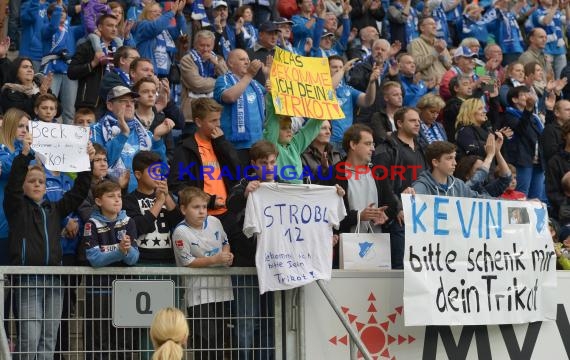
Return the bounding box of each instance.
[0,267,282,360]
[2,267,570,360]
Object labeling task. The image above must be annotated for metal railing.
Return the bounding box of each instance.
[0,266,282,360]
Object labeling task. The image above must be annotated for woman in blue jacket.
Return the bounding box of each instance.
[0,108,31,265]
[132,0,187,79]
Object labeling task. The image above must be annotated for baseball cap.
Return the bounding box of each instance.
[107,86,139,102]
[213,0,228,8]
[274,17,294,25]
[321,31,335,38]
[453,46,478,59]
[259,21,281,33]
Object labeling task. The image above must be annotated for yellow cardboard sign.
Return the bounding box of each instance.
[270,47,344,120]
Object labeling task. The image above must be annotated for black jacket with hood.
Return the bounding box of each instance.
[4,152,91,265]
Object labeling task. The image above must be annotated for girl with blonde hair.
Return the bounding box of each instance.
[0,108,30,265]
[151,307,189,360]
[455,98,495,160]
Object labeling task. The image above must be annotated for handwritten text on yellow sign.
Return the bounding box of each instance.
[270,47,344,120]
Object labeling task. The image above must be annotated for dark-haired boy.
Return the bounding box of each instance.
[501,85,545,200]
[82,179,138,359]
[412,141,489,197]
[124,150,182,264]
[225,139,278,359]
[34,93,59,123]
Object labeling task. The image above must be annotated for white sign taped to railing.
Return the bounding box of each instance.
[303,272,570,360]
[30,121,90,172]
[401,194,557,326]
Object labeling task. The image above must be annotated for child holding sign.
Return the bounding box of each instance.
[4,133,94,357]
[263,92,322,184]
[172,186,234,360]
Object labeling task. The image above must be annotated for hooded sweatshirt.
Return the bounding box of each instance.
[412,170,491,198]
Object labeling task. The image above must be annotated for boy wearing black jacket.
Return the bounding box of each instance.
[124,151,182,265]
[4,134,94,357]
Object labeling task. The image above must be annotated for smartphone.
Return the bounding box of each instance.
[482,79,495,93]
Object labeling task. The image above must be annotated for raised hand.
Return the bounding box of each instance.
[0,37,10,59]
[22,133,32,156]
[369,64,381,83]
[40,73,54,94]
[87,141,96,161]
[153,118,175,139]
[389,41,402,57]
[247,59,263,77]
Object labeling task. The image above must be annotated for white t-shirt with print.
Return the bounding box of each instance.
[172,216,234,307]
[243,183,346,294]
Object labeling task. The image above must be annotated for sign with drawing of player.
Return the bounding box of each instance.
[270,46,344,120]
[30,121,90,172]
[401,194,557,326]
[243,183,346,294]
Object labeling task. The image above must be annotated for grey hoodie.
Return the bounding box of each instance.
[412,171,492,198]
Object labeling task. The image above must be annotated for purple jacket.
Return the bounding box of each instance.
[82,0,114,33]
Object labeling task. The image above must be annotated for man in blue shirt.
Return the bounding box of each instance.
[214,49,266,166]
[529,0,567,79]
[328,55,379,155]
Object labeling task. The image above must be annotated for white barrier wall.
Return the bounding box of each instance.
[303,271,570,359]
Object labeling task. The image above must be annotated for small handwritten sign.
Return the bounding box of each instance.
[31,121,90,172]
[270,47,344,120]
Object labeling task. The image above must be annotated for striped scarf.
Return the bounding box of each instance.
[421,122,446,144]
[189,49,215,78]
[225,72,265,142]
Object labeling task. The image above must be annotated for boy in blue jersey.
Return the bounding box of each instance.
[82,180,139,359]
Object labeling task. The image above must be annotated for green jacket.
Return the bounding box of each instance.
[263,94,322,184]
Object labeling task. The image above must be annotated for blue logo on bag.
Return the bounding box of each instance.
[358,242,373,258]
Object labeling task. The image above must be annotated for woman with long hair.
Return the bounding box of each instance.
[301,120,342,184]
[0,108,31,264]
[455,98,493,159]
[0,57,56,117]
[109,1,136,46]
[455,94,510,160]
[150,307,189,360]
[499,61,524,107]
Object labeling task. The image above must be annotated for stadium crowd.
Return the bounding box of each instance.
[1,0,570,356]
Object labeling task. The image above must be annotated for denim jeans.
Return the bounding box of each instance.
[515,165,546,201]
[552,53,567,80]
[50,74,78,124]
[231,275,274,360]
[14,275,63,360]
